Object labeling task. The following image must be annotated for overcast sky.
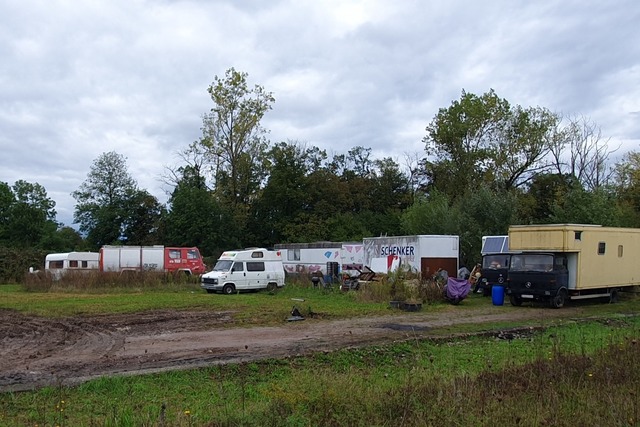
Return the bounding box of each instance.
[1,0,639,227]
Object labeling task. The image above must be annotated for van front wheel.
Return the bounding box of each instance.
[222,284,235,295]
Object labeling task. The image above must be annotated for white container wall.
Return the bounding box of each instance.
[363,235,459,277]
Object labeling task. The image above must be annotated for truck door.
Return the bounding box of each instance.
[166,248,183,273]
[185,248,205,274]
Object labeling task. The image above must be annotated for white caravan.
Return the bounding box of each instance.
[274,241,364,276]
[201,248,285,294]
[44,252,99,280]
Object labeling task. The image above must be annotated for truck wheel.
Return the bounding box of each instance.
[550,289,567,309]
[509,295,523,306]
[222,284,235,295]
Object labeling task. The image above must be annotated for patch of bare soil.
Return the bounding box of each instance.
[0,304,592,392]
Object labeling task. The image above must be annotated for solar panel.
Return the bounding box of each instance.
[482,236,509,254]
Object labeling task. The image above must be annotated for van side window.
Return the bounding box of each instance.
[232,262,244,272]
[251,251,264,258]
[246,262,265,272]
[169,249,181,259]
[598,242,606,255]
[69,260,78,268]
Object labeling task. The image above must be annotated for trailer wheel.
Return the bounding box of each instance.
[509,295,523,306]
[550,289,567,309]
[609,289,619,304]
[266,282,277,292]
[222,284,236,295]
[205,289,215,294]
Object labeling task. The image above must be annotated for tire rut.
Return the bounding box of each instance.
[0,304,604,392]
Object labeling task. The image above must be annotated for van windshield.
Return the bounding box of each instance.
[212,260,233,272]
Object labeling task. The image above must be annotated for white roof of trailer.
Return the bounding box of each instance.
[45,252,99,261]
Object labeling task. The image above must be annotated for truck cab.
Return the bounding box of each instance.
[477,253,512,296]
[506,253,569,308]
[164,247,206,275]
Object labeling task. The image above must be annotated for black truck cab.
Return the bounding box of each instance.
[506,253,569,308]
[477,253,512,296]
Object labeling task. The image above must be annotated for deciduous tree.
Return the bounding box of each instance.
[164,165,229,256]
[248,141,323,245]
[122,190,165,245]
[548,116,616,190]
[0,180,58,248]
[200,68,275,241]
[423,89,558,198]
[72,151,142,248]
[612,150,640,226]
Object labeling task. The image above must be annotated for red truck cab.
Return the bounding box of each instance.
[165,247,206,275]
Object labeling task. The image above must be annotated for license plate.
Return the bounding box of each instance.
[521,294,533,299]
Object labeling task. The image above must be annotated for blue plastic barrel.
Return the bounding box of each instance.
[492,285,505,306]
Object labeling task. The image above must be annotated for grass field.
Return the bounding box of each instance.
[1,278,635,324]
[1,280,639,426]
[0,281,400,323]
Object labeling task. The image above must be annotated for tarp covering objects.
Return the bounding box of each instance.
[444,277,471,304]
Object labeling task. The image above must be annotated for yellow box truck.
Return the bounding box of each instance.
[506,224,640,308]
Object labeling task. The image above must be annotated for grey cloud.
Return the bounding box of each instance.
[1,0,639,227]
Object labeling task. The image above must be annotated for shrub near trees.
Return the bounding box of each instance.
[2,71,639,276]
[0,180,84,281]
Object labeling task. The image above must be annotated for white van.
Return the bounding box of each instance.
[201,248,286,294]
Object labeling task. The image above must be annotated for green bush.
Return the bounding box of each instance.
[0,246,47,283]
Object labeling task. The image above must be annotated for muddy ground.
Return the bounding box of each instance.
[0,303,599,392]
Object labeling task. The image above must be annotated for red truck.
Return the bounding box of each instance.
[99,245,206,275]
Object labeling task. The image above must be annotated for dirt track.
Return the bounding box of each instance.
[0,304,594,392]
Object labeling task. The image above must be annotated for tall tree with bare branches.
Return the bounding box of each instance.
[548,115,617,190]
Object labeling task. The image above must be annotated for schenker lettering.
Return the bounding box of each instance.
[380,246,415,256]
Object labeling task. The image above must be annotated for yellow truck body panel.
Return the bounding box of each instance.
[508,224,640,290]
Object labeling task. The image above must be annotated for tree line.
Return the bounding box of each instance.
[2,69,639,269]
